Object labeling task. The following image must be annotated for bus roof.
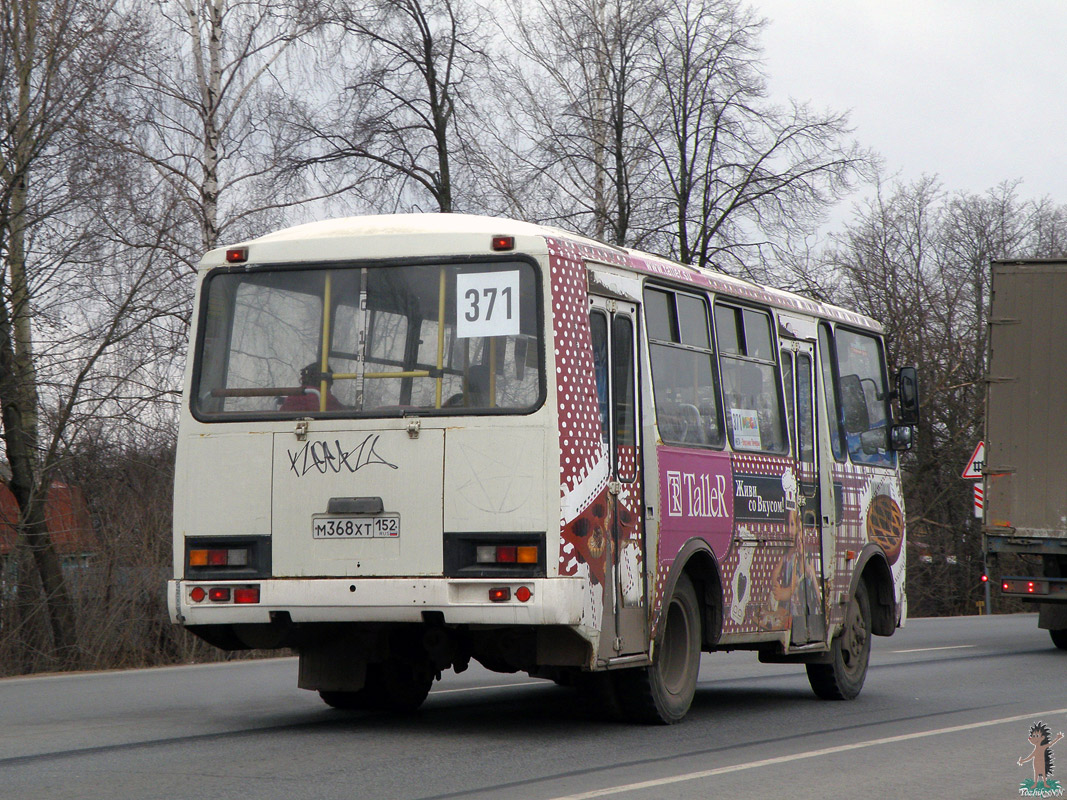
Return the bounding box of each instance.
[205,213,881,333]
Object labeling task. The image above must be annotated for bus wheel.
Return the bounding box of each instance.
[319,689,370,710]
[807,580,871,700]
[319,658,433,712]
[1050,629,1067,650]
[618,573,701,724]
[367,658,434,711]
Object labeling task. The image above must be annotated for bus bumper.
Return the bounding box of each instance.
[168,577,590,628]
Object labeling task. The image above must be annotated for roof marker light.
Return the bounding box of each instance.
[491,236,514,251]
[226,247,248,263]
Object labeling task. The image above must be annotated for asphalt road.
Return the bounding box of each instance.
[1,613,1063,800]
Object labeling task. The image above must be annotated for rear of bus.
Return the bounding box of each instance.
[168,216,589,709]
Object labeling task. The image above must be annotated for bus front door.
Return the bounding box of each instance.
[784,341,828,644]
[589,297,648,658]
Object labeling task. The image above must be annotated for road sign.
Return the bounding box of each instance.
[962,441,985,479]
[973,483,983,519]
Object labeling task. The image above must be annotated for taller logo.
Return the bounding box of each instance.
[665,470,729,518]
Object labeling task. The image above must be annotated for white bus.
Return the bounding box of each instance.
[169,214,918,723]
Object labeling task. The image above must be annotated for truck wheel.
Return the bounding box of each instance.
[617,573,701,724]
[1050,629,1067,650]
[807,580,871,700]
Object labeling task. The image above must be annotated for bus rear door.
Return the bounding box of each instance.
[589,296,648,658]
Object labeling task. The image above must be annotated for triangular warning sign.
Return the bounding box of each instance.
[962,441,985,479]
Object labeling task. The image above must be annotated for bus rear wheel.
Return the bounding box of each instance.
[617,573,701,724]
[1050,628,1067,650]
[319,657,434,712]
[807,580,871,700]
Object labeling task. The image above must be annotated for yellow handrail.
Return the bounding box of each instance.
[435,267,446,408]
[319,271,333,412]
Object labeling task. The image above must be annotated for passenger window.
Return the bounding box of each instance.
[715,304,787,453]
[644,288,723,447]
[819,324,845,461]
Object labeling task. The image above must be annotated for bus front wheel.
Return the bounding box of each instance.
[618,573,701,724]
[807,580,871,700]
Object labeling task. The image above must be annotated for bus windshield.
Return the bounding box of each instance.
[193,261,542,418]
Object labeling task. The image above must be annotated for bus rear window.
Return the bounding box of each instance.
[193,261,542,418]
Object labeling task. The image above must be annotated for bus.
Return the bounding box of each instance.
[168,213,919,723]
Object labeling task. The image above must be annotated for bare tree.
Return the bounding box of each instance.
[291,0,490,214]
[825,175,1067,616]
[0,0,148,667]
[119,0,325,275]
[498,0,664,245]
[642,0,871,273]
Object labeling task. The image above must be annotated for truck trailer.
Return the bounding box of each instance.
[984,258,1067,647]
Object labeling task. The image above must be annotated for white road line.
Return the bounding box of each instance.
[891,644,977,654]
[431,681,543,696]
[544,707,1067,800]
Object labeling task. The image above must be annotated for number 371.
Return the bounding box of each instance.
[455,271,521,338]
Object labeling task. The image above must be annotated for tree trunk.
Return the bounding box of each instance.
[0,0,79,668]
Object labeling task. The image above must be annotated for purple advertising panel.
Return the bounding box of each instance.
[657,446,735,563]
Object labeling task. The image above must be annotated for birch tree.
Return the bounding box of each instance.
[121,0,325,276]
[501,0,664,245]
[0,0,146,667]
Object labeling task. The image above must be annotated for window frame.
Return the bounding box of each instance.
[643,284,725,449]
[829,323,897,469]
[189,254,547,423]
[713,301,789,455]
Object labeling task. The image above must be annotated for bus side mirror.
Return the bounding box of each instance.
[895,366,920,425]
[889,424,914,452]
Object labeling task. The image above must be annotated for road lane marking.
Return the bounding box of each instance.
[431,681,543,696]
[891,644,977,654]
[544,706,1067,800]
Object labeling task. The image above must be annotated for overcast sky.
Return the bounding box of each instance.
[748,1,1067,218]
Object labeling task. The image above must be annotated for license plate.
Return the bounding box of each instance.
[312,514,400,539]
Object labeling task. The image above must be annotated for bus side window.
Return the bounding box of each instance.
[818,323,845,461]
[834,328,895,467]
[714,304,787,453]
[590,311,610,442]
[644,287,722,448]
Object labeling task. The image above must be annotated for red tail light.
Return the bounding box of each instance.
[234,586,260,604]
[488,587,511,602]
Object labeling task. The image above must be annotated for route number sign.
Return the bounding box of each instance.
[456,271,520,338]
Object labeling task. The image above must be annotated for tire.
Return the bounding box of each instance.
[807,579,871,701]
[1050,629,1067,650]
[617,573,702,724]
[319,689,370,710]
[319,658,433,713]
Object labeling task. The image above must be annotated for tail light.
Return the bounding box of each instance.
[443,534,545,578]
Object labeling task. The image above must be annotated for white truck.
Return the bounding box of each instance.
[984,258,1067,647]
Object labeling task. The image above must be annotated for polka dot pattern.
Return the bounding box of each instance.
[548,239,604,509]
[549,239,607,577]
[541,232,904,639]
